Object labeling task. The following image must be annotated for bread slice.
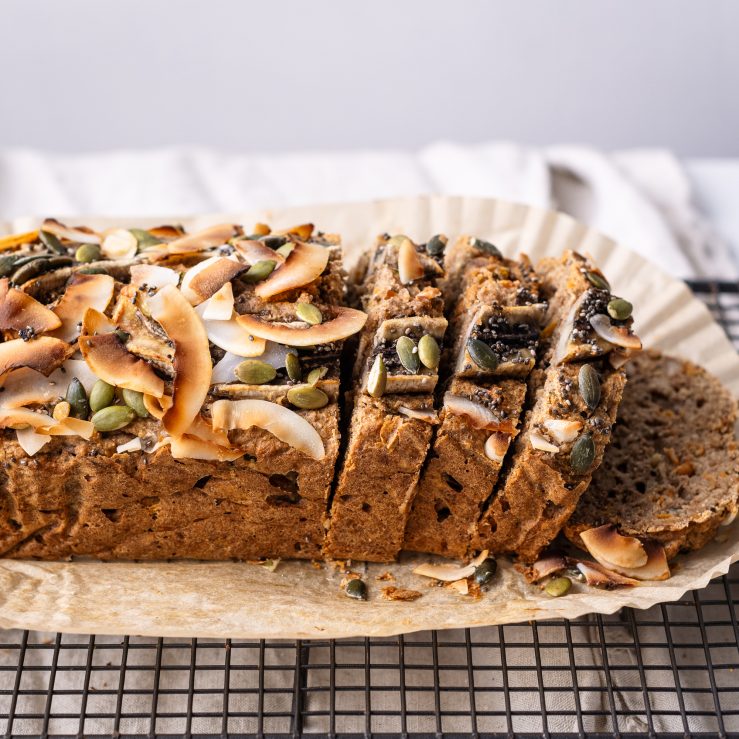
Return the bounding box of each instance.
[324,234,447,561]
[403,236,544,558]
[564,349,739,559]
[475,250,640,562]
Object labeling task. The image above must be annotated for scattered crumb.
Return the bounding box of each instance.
[311,560,323,570]
[375,571,395,582]
[381,586,423,602]
[446,579,469,595]
[674,461,695,476]
[467,580,483,600]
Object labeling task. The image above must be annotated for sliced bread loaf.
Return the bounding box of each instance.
[565,349,739,559]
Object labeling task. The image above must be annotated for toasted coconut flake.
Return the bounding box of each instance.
[233,239,286,266]
[484,432,510,463]
[236,306,367,347]
[211,398,326,460]
[117,437,143,454]
[0,407,55,430]
[580,524,648,569]
[42,218,100,245]
[101,229,138,260]
[80,306,115,336]
[529,554,569,582]
[40,416,95,440]
[0,230,39,251]
[146,285,211,435]
[0,279,62,333]
[186,413,231,447]
[609,347,634,369]
[397,406,439,424]
[167,224,240,255]
[576,561,640,588]
[279,223,314,240]
[543,418,582,444]
[0,367,61,408]
[721,505,738,527]
[398,238,425,284]
[530,432,559,453]
[130,264,180,290]
[254,241,329,299]
[143,393,173,420]
[148,225,184,241]
[169,434,245,461]
[413,550,489,582]
[593,540,670,581]
[194,303,267,357]
[181,256,245,305]
[202,282,234,321]
[443,393,514,432]
[56,358,99,394]
[16,426,51,455]
[590,314,642,351]
[0,337,74,377]
[50,273,115,343]
[447,579,470,595]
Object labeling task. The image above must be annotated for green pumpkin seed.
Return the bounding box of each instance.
[114,329,130,344]
[38,230,66,254]
[285,352,302,382]
[585,270,610,291]
[129,228,163,249]
[275,243,295,258]
[121,388,149,418]
[467,338,498,371]
[344,578,367,600]
[578,364,601,412]
[418,334,441,369]
[287,385,329,409]
[235,359,277,385]
[545,576,572,597]
[570,433,595,474]
[296,303,323,325]
[306,366,328,385]
[473,238,501,257]
[66,378,90,420]
[387,234,411,250]
[77,266,109,275]
[426,234,447,256]
[75,244,102,263]
[260,235,288,249]
[12,255,74,285]
[91,404,136,433]
[0,255,20,278]
[474,557,498,588]
[607,297,633,321]
[242,259,276,283]
[396,335,420,373]
[367,354,387,398]
[89,380,116,413]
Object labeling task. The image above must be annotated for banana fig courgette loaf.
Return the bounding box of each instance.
[403,236,545,558]
[323,234,448,562]
[564,349,738,559]
[0,220,366,560]
[474,250,641,563]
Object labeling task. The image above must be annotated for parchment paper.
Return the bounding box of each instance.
[1,196,737,639]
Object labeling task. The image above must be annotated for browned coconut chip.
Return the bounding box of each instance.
[232,239,286,265]
[236,306,367,347]
[0,278,62,333]
[40,416,95,440]
[528,554,569,582]
[0,230,39,252]
[397,237,425,284]
[277,223,314,240]
[143,393,173,420]
[0,407,56,430]
[579,524,648,569]
[254,241,330,299]
[146,285,211,436]
[169,434,245,462]
[0,336,74,377]
[442,393,517,433]
[576,561,640,588]
[49,273,116,343]
[166,224,241,255]
[181,257,246,304]
[41,219,101,245]
[185,413,232,448]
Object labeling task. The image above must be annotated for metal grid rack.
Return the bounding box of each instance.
[0,279,737,739]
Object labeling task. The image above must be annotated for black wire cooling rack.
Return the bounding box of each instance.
[0,280,737,739]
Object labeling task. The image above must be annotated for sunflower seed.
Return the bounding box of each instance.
[344,578,367,600]
[472,238,501,257]
[242,260,276,283]
[578,364,601,411]
[66,377,90,420]
[467,338,498,371]
[418,334,440,369]
[585,270,610,291]
[285,352,302,382]
[91,405,136,433]
[545,576,572,597]
[426,234,447,256]
[306,366,328,385]
[122,388,149,418]
[296,303,323,325]
[89,380,116,413]
[367,355,387,398]
[287,385,329,409]
[570,433,595,474]
[235,359,277,385]
[75,244,102,263]
[607,297,633,321]
[396,335,420,373]
[38,230,66,254]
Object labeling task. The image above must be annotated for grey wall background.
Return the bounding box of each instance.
[1,0,738,156]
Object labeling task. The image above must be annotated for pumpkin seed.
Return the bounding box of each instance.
[474,557,498,588]
[306,366,328,385]
[89,380,116,413]
[570,433,595,474]
[344,578,367,600]
[242,259,276,283]
[260,235,288,249]
[607,297,633,321]
[467,338,498,371]
[121,388,149,418]
[235,359,277,385]
[545,576,572,597]
[578,364,601,412]
[396,335,420,373]
[296,303,323,325]
[287,385,329,409]
[114,329,130,344]
[0,255,19,278]
[66,377,90,420]
[426,234,447,256]
[367,355,387,398]
[129,228,163,249]
[38,230,66,254]
[473,238,501,257]
[418,334,440,369]
[275,243,295,258]
[387,234,411,250]
[75,244,102,263]
[77,266,109,275]
[12,255,74,285]
[585,270,610,291]
[285,352,302,382]
[91,404,136,433]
